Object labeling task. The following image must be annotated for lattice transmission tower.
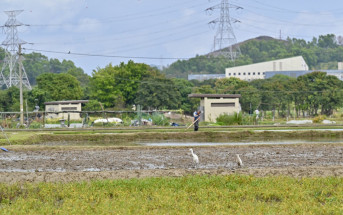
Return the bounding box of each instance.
[0,10,31,90]
[206,0,242,60]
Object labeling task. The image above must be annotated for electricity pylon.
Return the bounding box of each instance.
[206,0,242,61]
[0,10,31,90]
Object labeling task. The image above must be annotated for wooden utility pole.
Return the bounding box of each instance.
[19,44,24,125]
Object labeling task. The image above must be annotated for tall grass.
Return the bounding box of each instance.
[150,112,170,126]
[216,112,256,125]
[0,175,342,214]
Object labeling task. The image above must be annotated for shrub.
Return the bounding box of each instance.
[216,112,243,125]
[150,113,169,126]
[313,115,325,123]
[29,122,42,129]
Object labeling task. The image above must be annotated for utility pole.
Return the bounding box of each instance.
[206,0,242,60]
[19,44,24,125]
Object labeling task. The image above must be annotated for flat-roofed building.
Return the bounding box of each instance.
[44,100,88,120]
[225,56,309,81]
[188,94,241,122]
[188,74,225,81]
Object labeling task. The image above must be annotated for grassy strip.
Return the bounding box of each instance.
[2,129,343,146]
[0,175,342,214]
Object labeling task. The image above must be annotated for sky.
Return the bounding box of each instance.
[1,0,343,75]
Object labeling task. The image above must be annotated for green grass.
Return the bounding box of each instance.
[3,126,343,146]
[0,175,342,214]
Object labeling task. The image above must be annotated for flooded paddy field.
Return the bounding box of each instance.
[1,141,343,183]
[1,128,343,183]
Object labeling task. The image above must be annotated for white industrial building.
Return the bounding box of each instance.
[225,56,309,81]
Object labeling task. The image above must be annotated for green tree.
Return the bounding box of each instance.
[36,73,83,101]
[22,52,50,85]
[66,68,91,99]
[236,86,261,113]
[172,78,197,114]
[135,77,181,110]
[90,61,161,108]
[297,71,343,116]
[215,77,249,94]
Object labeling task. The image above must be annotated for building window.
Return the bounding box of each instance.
[258,72,260,75]
[61,107,77,111]
[211,103,235,107]
[228,73,231,76]
[238,73,241,75]
[253,72,255,75]
[248,72,251,75]
[243,72,246,75]
[233,73,236,76]
[263,72,265,75]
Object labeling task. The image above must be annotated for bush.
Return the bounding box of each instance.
[29,122,42,129]
[150,113,169,126]
[216,112,243,125]
[313,115,326,123]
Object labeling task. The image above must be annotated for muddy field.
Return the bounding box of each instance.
[1,144,343,183]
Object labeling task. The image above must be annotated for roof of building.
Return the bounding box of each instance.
[225,56,308,74]
[44,100,89,105]
[188,94,241,98]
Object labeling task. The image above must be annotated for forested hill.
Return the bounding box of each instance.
[0,50,90,87]
[161,34,343,79]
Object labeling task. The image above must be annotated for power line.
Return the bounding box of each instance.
[244,0,343,15]
[27,0,209,28]
[22,48,190,60]
[241,9,343,27]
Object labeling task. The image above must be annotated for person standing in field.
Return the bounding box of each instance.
[193,110,201,131]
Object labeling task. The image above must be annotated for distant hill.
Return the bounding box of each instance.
[161,34,343,79]
[0,49,90,87]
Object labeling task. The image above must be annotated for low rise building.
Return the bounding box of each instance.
[44,100,88,120]
[188,94,241,122]
[225,56,308,81]
[188,74,225,81]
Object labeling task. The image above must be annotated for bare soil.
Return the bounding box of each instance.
[1,144,343,183]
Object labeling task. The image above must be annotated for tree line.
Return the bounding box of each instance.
[192,72,343,117]
[1,34,343,118]
[1,60,341,118]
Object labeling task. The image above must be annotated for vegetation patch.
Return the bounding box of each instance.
[3,129,343,146]
[0,175,342,214]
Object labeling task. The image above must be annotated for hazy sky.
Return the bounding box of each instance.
[1,0,343,75]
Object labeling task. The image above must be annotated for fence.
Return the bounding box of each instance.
[0,110,191,129]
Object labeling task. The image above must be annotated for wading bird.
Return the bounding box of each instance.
[189,148,199,167]
[236,154,243,167]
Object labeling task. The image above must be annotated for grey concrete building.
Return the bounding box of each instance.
[188,94,241,122]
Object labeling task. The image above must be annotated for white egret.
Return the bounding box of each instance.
[189,148,199,166]
[236,154,243,167]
